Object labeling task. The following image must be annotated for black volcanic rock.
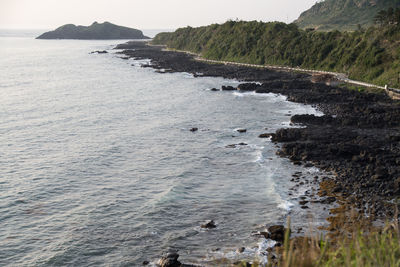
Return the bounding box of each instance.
[268,225,287,242]
[201,220,216,229]
[36,22,149,40]
[114,42,400,219]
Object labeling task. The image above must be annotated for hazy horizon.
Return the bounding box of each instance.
[1,0,318,30]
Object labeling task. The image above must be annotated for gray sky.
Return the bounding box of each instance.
[0,0,318,30]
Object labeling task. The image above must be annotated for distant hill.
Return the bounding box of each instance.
[294,0,400,31]
[37,22,149,40]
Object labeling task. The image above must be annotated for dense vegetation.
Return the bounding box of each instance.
[375,7,400,25]
[294,0,400,31]
[152,21,400,88]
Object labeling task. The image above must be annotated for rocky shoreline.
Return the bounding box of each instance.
[114,41,400,265]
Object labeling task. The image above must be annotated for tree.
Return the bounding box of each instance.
[388,7,395,24]
[395,8,400,25]
[375,7,400,26]
[374,10,387,26]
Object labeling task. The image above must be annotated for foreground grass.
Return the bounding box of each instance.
[282,228,400,267]
[321,230,400,266]
[235,221,400,267]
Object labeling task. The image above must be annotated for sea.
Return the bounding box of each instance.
[0,30,328,266]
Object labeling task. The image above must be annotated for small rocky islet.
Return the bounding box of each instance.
[36,22,149,40]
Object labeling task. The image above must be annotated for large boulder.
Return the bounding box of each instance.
[268,225,288,242]
[158,252,181,267]
[201,220,216,229]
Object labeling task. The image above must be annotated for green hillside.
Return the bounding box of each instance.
[152,20,400,88]
[294,0,400,31]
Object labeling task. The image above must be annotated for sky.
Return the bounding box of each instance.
[0,0,318,30]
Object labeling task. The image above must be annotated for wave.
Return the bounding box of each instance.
[0,81,32,88]
[232,91,288,101]
[278,200,295,211]
[250,145,266,164]
[255,150,265,163]
[210,238,276,266]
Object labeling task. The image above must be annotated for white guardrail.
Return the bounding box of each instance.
[195,57,400,97]
[162,48,400,97]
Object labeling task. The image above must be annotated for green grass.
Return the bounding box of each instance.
[321,229,400,266]
[234,222,400,267]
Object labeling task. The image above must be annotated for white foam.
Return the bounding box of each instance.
[278,200,294,211]
[289,105,324,117]
[246,144,266,163]
[257,238,276,252]
[249,144,265,150]
[130,58,152,67]
[182,72,194,78]
[232,91,245,97]
[233,91,287,101]
[255,151,265,163]
[256,239,277,265]
[281,121,292,126]
[209,239,276,266]
[210,238,276,266]
[306,166,321,174]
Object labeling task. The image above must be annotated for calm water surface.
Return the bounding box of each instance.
[0,32,324,266]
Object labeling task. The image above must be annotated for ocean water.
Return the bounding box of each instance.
[0,32,325,266]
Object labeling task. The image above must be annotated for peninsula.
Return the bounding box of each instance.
[36,21,149,40]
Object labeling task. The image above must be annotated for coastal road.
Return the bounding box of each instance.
[195,56,400,99]
[162,47,400,97]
